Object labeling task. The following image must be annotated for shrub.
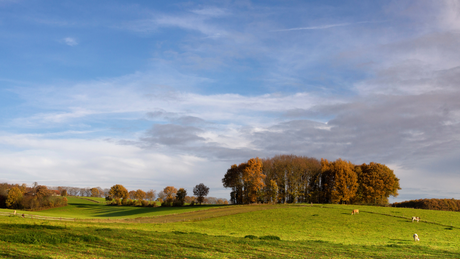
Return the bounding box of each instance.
[244,235,258,239]
[259,235,281,241]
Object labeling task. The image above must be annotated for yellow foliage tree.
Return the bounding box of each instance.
[243,157,266,203]
[6,186,23,209]
[109,184,129,199]
[326,159,358,204]
[91,188,100,197]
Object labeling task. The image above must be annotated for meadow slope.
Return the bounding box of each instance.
[0,199,459,258]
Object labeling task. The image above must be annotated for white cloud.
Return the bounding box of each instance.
[0,133,229,196]
[63,37,78,46]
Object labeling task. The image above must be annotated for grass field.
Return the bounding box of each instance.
[1,198,459,258]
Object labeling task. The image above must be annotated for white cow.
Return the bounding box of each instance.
[413,233,420,241]
[412,216,420,222]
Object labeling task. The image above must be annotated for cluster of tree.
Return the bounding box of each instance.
[106,183,224,207]
[223,155,400,205]
[0,182,67,210]
[393,198,460,212]
[54,186,110,198]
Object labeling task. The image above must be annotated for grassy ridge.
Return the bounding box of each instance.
[25,197,228,219]
[1,201,460,258]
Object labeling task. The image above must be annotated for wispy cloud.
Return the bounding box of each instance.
[272,21,386,32]
[63,37,78,46]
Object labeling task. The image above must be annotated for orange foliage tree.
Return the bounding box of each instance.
[356,162,400,204]
[242,157,265,203]
[163,186,177,204]
[322,158,358,204]
[109,184,129,200]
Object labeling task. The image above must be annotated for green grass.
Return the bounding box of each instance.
[1,201,460,258]
[25,196,229,219]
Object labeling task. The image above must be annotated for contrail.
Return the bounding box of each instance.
[272,20,386,32]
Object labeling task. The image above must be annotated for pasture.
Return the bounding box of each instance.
[0,199,459,258]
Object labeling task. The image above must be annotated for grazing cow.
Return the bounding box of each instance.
[412,216,420,222]
[413,233,420,241]
[352,209,359,215]
[21,213,25,218]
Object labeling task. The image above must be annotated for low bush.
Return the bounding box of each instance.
[259,235,281,241]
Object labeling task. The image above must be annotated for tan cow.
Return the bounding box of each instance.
[352,209,359,215]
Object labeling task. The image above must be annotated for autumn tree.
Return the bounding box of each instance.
[134,189,146,201]
[61,189,68,196]
[35,185,51,199]
[176,188,187,206]
[91,188,100,197]
[109,184,129,199]
[6,186,23,209]
[356,162,400,204]
[321,158,358,204]
[129,190,136,199]
[163,186,177,204]
[243,157,265,203]
[146,189,156,201]
[193,183,209,205]
[266,179,279,204]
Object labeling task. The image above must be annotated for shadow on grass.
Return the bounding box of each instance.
[92,205,224,218]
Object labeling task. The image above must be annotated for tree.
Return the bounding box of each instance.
[356,162,400,204]
[146,189,156,201]
[109,184,129,199]
[322,159,358,204]
[222,164,244,204]
[134,189,146,201]
[61,189,68,196]
[6,186,23,209]
[35,185,51,199]
[157,191,166,201]
[91,188,100,197]
[163,186,177,203]
[267,179,278,204]
[242,157,265,203]
[176,188,187,206]
[193,183,209,205]
[129,190,136,199]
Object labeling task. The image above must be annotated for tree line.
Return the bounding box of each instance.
[105,183,228,207]
[0,182,67,210]
[393,198,460,211]
[223,155,400,205]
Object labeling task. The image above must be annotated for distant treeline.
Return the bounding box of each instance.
[0,183,67,210]
[223,155,401,205]
[56,184,228,206]
[105,183,228,207]
[393,198,460,212]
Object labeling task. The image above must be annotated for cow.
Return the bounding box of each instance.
[13,210,16,216]
[352,209,359,215]
[413,233,420,241]
[412,216,420,222]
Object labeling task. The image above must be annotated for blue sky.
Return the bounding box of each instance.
[1,0,460,201]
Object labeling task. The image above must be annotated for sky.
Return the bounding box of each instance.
[0,0,459,202]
